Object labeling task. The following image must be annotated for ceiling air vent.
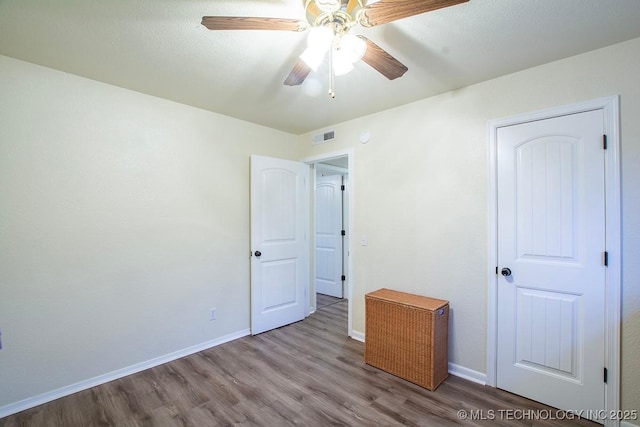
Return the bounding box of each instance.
[312,130,336,145]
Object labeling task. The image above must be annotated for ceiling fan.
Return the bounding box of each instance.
[202,0,469,97]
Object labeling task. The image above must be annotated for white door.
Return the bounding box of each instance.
[496,110,606,414]
[315,174,343,298]
[250,155,309,335]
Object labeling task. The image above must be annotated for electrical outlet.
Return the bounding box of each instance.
[209,308,216,321]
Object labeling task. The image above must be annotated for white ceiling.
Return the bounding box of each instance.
[1,0,640,134]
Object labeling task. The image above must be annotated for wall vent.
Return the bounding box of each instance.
[312,130,336,144]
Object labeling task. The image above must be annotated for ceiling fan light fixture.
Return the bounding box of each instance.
[340,33,367,63]
[300,26,334,71]
[307,25,333,50]
[300,47,326,71]
[331,33,366,76]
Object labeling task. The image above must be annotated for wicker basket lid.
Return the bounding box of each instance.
[366,288,448,311]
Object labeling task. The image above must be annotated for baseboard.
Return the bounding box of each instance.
[349,331,487,386]
[448,363,487,385]
[350,329,365,342]
[0,329,251,419]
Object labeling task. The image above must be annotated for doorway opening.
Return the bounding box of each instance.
[303,149,354,338]
[315,159,348,299]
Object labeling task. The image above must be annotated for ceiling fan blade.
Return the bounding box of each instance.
[358,36,408,80]
[359,0,469,27]
[284,59,313,86]
[201,16,308,32]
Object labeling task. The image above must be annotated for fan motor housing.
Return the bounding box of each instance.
[303,0,364,31]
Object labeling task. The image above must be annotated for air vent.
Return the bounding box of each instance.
[312,130,336,145]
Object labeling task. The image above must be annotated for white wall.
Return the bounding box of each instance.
[298,37,640,417]
[0,55,298,410]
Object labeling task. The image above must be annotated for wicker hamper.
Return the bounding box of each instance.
[364,288,449,390]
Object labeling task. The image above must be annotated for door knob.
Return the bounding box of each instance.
[501,267,512,277]
[254,250,262,257]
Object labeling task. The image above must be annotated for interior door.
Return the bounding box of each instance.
[496,110,606,415]
[250,155,309,335]
[315,174,343,298]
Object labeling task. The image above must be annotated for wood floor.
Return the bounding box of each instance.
[316,293,344,309]
[1,299,599,427]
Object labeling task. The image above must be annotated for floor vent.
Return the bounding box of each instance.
[312,130,336,144]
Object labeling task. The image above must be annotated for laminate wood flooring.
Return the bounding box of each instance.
[316,293,344,309]
[1,300,599,426]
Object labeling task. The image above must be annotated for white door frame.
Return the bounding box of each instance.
[302,148,354,337]
[486,96,621,424]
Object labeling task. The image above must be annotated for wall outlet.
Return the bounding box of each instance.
[209,307,216,321]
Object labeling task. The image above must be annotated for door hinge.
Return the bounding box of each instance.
[604,251,609,267]
[341,230,346,236]
[603,134,608,150]
[341,184,345,191]
[604,367,608,383]
[341,275,346,281]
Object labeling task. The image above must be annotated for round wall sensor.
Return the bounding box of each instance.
[359,131,370,144]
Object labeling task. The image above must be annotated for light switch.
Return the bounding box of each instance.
[361,235,368,246]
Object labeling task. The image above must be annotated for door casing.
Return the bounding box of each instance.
[486,96,621,425]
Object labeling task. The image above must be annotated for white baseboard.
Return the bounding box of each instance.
[448,363,487,385]
[350,329,365,342]
[349,330,487,386]
[0,329,250,419]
